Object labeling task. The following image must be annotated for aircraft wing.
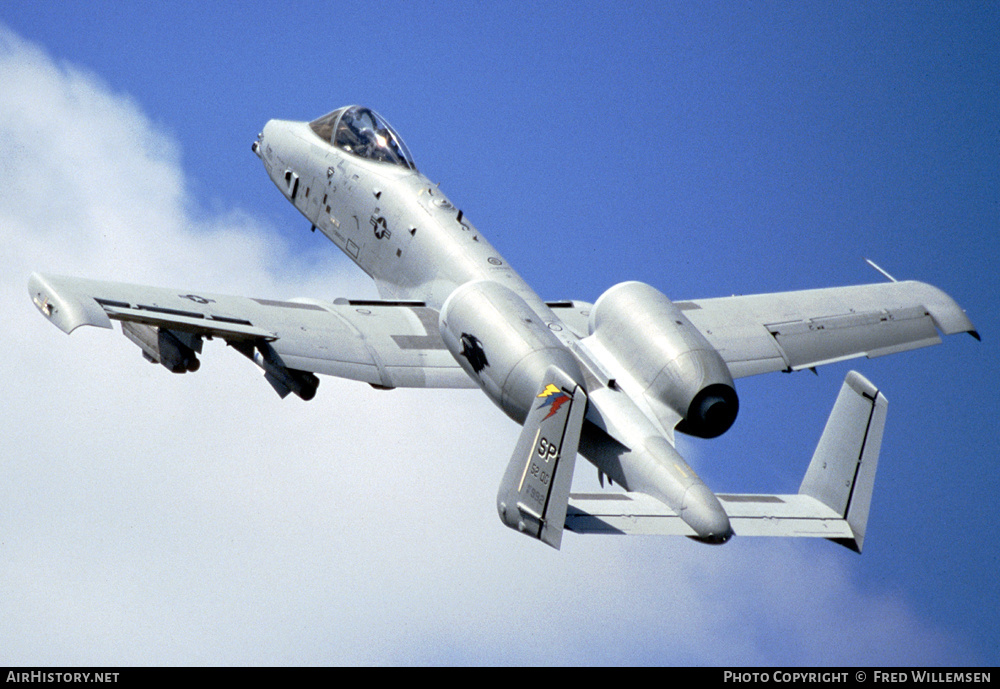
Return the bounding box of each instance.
[674,280,978,378]
[29,273,476,392]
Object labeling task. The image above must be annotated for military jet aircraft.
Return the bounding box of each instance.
[29,105,978,551]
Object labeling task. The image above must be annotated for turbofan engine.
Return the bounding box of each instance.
[588,281,738,438]
[439,281,584,423]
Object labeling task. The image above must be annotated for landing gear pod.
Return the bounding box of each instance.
[121,322,202,373]
[589,281,738,438]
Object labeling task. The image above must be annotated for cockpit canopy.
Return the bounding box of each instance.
[309,106,417,170]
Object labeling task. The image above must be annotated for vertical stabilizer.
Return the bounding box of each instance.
[497,366,587,549]
[799,371,887,552]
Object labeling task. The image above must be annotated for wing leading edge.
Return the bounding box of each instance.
[565,371,886,552]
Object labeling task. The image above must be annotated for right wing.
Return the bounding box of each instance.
[29,273,475,395]
[676,280,978,378]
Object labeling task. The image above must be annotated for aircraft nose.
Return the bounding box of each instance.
[252,119,277,159]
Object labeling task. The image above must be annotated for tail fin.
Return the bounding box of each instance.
[799,371,887,552]
[497,366,587,549]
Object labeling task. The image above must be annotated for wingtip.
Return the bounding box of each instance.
[28,273,113,333]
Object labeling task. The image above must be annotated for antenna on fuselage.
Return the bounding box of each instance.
[864,258,898,283]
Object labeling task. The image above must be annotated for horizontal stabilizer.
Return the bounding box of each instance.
[565,492,856,539]
[497,367,587,549]
[565,371,887,552]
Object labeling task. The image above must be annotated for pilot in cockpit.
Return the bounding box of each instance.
[311,106,417,170]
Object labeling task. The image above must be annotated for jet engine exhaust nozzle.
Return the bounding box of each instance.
[678,383,739,439]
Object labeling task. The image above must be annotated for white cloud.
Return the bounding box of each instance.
[0,28,976,665]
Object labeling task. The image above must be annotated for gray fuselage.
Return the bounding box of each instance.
[254,108,734,543]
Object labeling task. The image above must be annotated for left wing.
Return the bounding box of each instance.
[673,280,977,378]
[29,273,475,394]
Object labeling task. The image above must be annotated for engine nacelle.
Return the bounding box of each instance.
[589,281,738,438]
[440,281,584,423]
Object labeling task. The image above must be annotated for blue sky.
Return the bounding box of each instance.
[1,2,997,665]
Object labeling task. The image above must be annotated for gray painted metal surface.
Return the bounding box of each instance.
[497,366,587,549]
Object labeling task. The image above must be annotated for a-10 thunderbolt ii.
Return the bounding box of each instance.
[29,105,979,550]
